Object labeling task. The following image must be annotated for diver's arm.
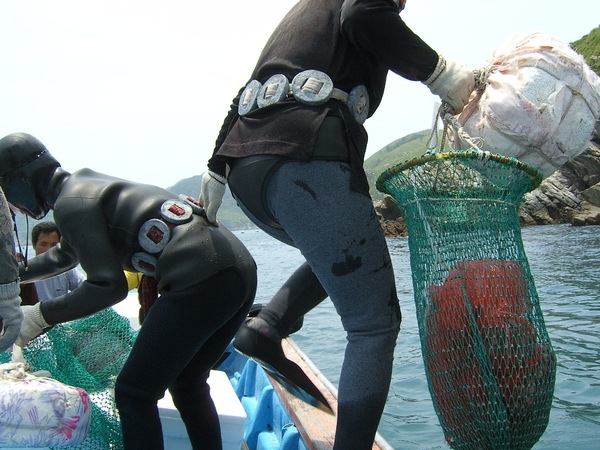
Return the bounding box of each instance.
[207,84,246,176]
[340,0,438,81]
[37,204,129,325]
[18,240,79,283]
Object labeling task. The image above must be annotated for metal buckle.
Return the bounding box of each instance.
[161,199,193,225]
[178,194,206,217]
[347,85,369,124]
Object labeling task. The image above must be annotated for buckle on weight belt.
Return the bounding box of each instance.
[238,70,369,124]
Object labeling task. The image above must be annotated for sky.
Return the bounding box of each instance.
[0,0,598,188]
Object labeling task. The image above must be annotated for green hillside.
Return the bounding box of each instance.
[167,176,254,229]
[364,129,433,200]
[572,26,600,76]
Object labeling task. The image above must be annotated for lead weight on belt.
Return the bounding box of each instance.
[291,70,334,106]
[161,199,193,224]
[138,218,171,254]
[238,79,262,116]
[178,194,205,216]
[131,252,158,276]
[257,74,290,109]
[347,85,369,124]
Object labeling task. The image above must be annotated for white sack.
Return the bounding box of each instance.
[456,32,600,178]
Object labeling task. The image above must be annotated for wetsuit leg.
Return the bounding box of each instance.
[265,160,401,450]
[257,261,328,337]
[229,165,328,338]
[114,269,254,450]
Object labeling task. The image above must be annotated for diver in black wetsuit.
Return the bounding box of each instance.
[0,132,257,450]
[200,1,475,448]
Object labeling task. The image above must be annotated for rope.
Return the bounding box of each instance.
[473,67,491,91]
[443,113,485,152]
[0,361,51,380]
[0,362,34,380]
[0,345,53,379]
[428,66,489,154]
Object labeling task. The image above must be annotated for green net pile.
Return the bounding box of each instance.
[377,150,556,449]
[1,308,138,449]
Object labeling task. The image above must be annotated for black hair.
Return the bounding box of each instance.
[31,221,60,246]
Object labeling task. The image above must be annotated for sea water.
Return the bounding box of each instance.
[234,224,600,449]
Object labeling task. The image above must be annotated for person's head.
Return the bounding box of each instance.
[31,221,61,255]
[0,133,61,220]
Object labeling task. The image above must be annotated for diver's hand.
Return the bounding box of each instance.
[0,286,24,352]
[424,55,475,115]
[16,303,50,348]
[199,170,226,225]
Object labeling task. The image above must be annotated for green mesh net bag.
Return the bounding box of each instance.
[1,307,138,449]
[377,149,556,449]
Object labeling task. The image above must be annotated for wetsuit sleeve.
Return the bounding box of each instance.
[18,241,79,283]
[207,84,247,177]
[340,0,439,81]
[36,203,129,325]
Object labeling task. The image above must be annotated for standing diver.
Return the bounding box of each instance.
[199,0,475,448]
[0,132,257,450]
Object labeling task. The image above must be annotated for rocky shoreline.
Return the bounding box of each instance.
[375,138,600,237]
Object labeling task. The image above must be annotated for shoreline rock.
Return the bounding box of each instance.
[376,139,600,236]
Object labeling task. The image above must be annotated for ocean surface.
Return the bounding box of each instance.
[233,224,600,450]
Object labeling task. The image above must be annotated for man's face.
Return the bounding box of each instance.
[34,231,60,255]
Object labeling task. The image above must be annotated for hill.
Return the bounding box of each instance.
[572,26,600,75]
[166,176,254,229]
[364,129,433,200]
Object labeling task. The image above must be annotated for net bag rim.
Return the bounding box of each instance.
[375,149,544,196]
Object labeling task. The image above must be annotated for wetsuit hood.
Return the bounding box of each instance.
[0,133,62,219]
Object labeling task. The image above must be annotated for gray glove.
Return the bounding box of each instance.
[15,303,50,348]
[0,282,24,352]
[199,170,226,225]
[424,55,475,115]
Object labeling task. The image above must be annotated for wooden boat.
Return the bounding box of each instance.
[211,337,394,450]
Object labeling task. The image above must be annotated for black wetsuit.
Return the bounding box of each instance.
[210,0,438,181]
[20,168,257,450]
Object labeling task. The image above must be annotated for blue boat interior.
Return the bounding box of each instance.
[216,342,310,450]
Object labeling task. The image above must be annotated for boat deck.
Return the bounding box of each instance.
[270,339,392,450]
